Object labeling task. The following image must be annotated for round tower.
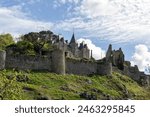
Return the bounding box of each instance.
[51,49,65,75]
[0,50,6,70]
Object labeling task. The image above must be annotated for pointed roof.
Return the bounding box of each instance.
[70,33,76,44]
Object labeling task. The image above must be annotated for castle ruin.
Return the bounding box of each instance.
[0,31,149,86]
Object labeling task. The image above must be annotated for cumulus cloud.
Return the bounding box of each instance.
[77,38,105,60]
[0,6,53,36]
[131,44,150,71]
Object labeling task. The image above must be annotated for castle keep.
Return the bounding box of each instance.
[0,31,149,85]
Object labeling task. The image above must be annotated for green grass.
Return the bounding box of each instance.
[0,70,150,100]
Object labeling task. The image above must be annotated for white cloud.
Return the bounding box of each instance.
[1,0,150,46]
[55,0,150,44]
[0,6,53,36]
[131,44,150,72]
[77,0,118,18]
[77,38,105,60]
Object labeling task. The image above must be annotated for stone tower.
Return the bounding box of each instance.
[51,49,65,75]
[105,44,125,70]
[69,33,78,57]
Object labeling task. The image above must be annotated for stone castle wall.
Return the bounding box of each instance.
[0,50,113,76]
[97,62,112,76]
[0,49,149,86]
[5,54,52,71]
[66,59,97,75]
[66,59,112,76]
[128,66,141,81]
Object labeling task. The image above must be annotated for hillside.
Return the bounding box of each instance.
[0,69,150,100]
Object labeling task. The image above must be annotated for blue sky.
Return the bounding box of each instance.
[0,0,150,71]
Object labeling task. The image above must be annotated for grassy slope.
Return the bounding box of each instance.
[0,70,150,100]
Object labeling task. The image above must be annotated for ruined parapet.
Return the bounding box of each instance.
[128,65,140,81]
[105,45,125,71]
[123,61,140,81]
[124,61,131,67]
[123,63,149,86]
[123,65,130,76]
[123,61,132,77]
[51,49,65,75]
[97,62,112,76]
[0,50,6,70]
[106,44,112,62]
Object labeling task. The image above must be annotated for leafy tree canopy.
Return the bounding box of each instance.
[12,41,35,55]
[7,31,55,55]
[20,31,54,55]
[0,34,14,50]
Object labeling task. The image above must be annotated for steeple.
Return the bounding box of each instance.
[70,33,76,44]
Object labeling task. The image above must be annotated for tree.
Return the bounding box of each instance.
[7,41,35,55]
[16,41,35,55]
[21,31,54,55]
[0,34,14,50]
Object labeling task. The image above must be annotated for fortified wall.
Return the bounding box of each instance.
[124,61,150,86]
[0,44,149,86]
[0,31,149,86]
[5,53,52,71]
[0,49,112,76]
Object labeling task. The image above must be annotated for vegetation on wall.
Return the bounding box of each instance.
[0,34,14,50]
[7,41,35,55]
[21,31,54,55]
[6,31,54,55]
